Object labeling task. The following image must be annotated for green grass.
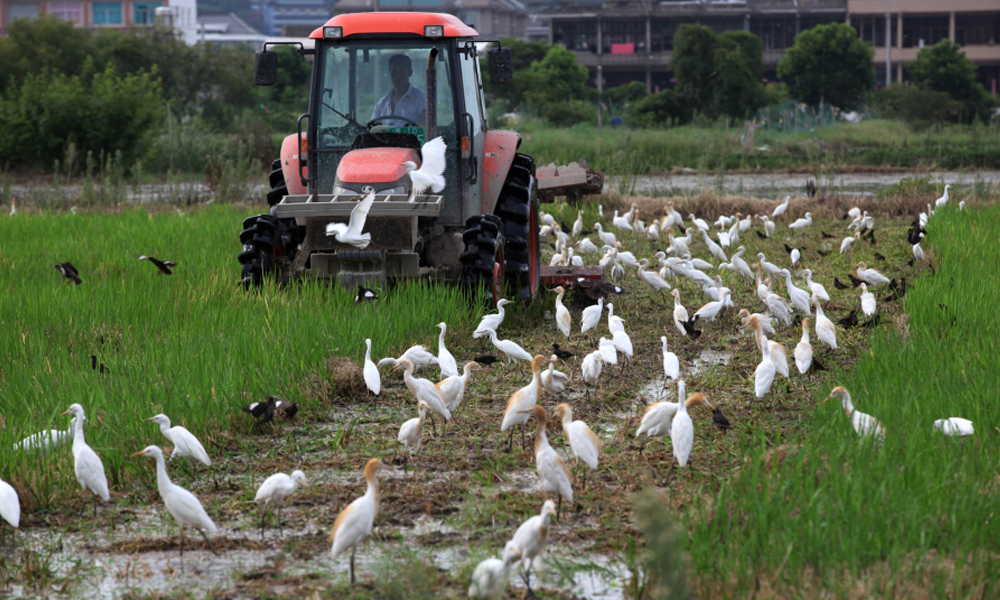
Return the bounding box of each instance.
[685,204,1000,594]
[516,119,1000,174]
[0,205,476,505]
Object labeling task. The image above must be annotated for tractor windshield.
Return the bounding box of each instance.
[317,42,457,151]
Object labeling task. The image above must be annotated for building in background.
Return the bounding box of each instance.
[327,0,528,38]
[261,0,330,36]
[847,0,999,93]
[546,0,846,93]
[195,11,268,46]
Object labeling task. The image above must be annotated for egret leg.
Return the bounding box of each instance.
[180,526,185,558]
[200,530,219,556]
[403,453,408,478]
[520,425,526,451]
[557,495,562,520]
[260,505,268,539]
[79,491,88,516]
[507,429,514,453]
[638,437,648,457]
[350,547,356,584]
[277,505,284,537]
[429,415,438,437]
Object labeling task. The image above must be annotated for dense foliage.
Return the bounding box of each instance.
[777,22,875,110]
[906,40,998,123]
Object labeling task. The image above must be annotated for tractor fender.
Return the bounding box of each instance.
[280,134,308,195]
[480,130,522,214]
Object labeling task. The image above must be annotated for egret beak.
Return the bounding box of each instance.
[144,417,157,422]
[130,450,148,458]
[60,409,71,416]
[822,396,831,404]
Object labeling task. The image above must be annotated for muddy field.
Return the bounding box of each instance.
[2,190,935,600]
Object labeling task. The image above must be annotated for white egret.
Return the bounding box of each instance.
[326,191,375,248]
[473,299,510,339]
[745,315,789,379]
[469,541,522,600]
[859,283,876,316]
[794,318,813,375]
[435,322,459,378]
[576,238,599,254]
[772,195,790,219]
[778,269,811,316]
[646,223,660,241]
[606,303,625,334]
[131,445,217,556]
[581,350,603,399]
[840,231,859,256]
[789,247,800,265]
[637,261,671,297]
[254,470,307,538]
[363,338,380,396]
[580,297,604,335]
[728,219,741,246]
[788,212,812,231]
[593,222,616,247]
[758,215,775,237]
[757,252,781,277]
[510,500,557,598]
[13,417,76,453]
[61,404,110,516]
[541,355,571,395]
[553,404,600,482]
[403,136,447,198]
[145,414,211,467]
[824,387,885,442]
[378,344,439,371]
[598,337,618,371]
[397,401,430,476]
[670,289,690,336]
[714,214,734,229]
[688,213,710,231]
[552,286,571,338]
[803,269,830,302]
[612,328,633,371]
[330,458,384,584]
[700,229,728,262]
[738,213,753,232]
[612,210,633,232]
[661,336,679,383]
[0,477,19,541]
[521,406,573,516]
[572,210,584,237]
[754,335,776,399]
[670,385,694,468]
[764,281,793,326]
[813,296,838,350]
[483,328,533,365]
[934,184,950,208]
[913,241,925,263]
[636,383,714,454]
[933,418,973,437]
[738,309,775,336]
[856,262,891,286]
[959,200,967,211]
[437,361,483,413]
[500,355,545,449]
[694,289,730,322]
[728,246,754,281]
[394,357,450,426]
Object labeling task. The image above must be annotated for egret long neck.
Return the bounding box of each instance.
[153,452,174,499]
[71,414,87,451]
[534,418,549,455]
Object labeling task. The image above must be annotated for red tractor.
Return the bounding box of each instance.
[241,13,600,302]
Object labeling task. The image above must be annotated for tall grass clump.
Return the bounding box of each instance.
[686,204,1000,594]
[0,206,475,507]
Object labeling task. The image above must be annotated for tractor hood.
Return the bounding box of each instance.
[336,147,420,184]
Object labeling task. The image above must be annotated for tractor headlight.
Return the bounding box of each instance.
[377,185,407,196]
[333,185,355,196]
[424,25,444,38]
[323,26,343,39]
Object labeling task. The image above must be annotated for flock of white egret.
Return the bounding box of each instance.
[0,182,973,599]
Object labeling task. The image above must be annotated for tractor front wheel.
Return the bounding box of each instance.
[494,153,540,300]
[460,214,505,306]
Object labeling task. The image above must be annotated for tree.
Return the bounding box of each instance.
[671,25,717,112]
[777,22,875,109]
[480,38,552,109]
[628,89,692,127]
[907,40,998,123]
[670,25,766,120]
[521,45,592,121]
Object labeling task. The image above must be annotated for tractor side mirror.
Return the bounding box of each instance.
[254,50,278,86]
[487,47,513,84]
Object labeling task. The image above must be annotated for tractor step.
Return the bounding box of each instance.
[540,265,604,287]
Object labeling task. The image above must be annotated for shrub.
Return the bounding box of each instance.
[628,89,692,127]
[868,84,963,125]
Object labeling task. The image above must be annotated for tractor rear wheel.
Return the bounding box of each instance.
[238,158,305,288]
[460,214,505,306]
[493,153,540,300]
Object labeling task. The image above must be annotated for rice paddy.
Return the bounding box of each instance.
[0,184,996,599]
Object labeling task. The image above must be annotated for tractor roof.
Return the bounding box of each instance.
[309,12,479,40]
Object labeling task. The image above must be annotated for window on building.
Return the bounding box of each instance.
[7,2,41,21]
[955,14,1000,46]
[902,16,948,48]
[380,0,408,5]
[850,16,887,47]
[48,1,84,25]
[553,20,597,52]
[706,18,743,35]
[602,19,646,53]
[650,19,694,52]
[93,2,123,25]
[133,1,162,25]
[751,17,796,50]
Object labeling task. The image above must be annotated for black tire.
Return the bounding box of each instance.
[460,214,505,306]
[493,153,539,300]
[239,158,305,288]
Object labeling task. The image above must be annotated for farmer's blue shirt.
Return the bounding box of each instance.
[371,85,426,127]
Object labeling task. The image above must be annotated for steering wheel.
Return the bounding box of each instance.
[366,115,421,129]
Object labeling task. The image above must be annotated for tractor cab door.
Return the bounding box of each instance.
[313,41,466,226]
[456,40,486,221]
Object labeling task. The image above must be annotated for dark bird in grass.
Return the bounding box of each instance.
[712,408,732,433]
[682,315,702,340]
[755,230,767,240]
[90,355,108,374]
[474,354,500,366]
[837,310,859,329]
[817,249,830,257]
[848,273,865,288]
[355,284,378,305]
[873,251,886,261]
[551,344,574,361]
[139,255,176,275]
[806,179,817,197]
[834,277,849,290]
[784,243,795,254]
[576,278,625,302]
[861,314,882,331]
[821,231,835,239]
[54,262,82,285]
[275,400,299,420]
[243,396,277,427]
[907,224,926,245]
[863,230,877,246]
[675,224,687,235]
[811,357,827,372]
